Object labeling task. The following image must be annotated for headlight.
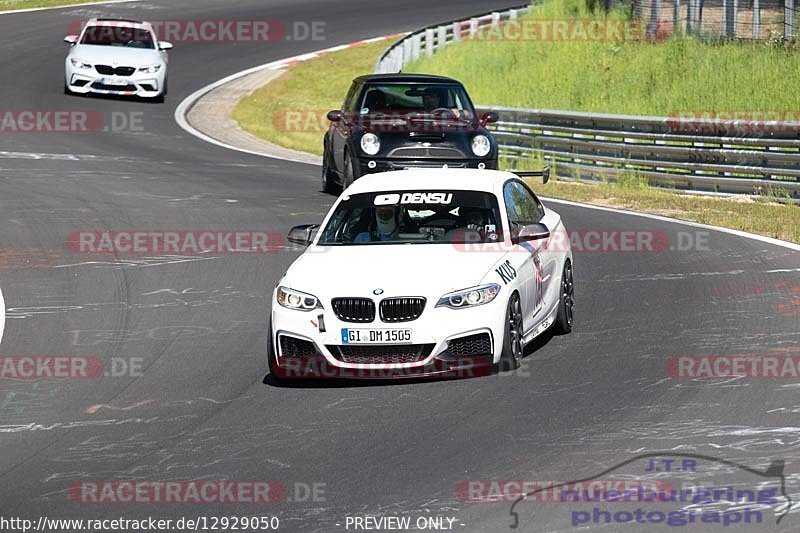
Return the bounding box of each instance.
[277,286,322,311]
[471,135,491,157]
[436,283,500,309]
[138,65,162,73]
[360,133,380,155]
[70,58,93,70]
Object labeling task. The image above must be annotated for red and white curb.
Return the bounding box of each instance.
[174,33,407,165]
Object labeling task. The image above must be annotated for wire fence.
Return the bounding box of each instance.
[631,0,796,39]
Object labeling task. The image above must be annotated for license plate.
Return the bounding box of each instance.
[103,77,127,86]
[341,328,412,344]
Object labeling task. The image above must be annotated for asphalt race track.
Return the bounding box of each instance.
[0,1,799,531]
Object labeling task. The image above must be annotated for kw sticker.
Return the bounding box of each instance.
[496,260,517,285]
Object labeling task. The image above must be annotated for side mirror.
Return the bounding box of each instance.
[481,111,499,125]
[159,41,174,51]
[326,110,343,122]
[64,35,78,45]
[512,223,550,244]
[287,224,320,246]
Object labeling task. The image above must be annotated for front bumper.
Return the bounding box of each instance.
[270,294,507,380]
[355,157,498,175]
[65,64,165,98]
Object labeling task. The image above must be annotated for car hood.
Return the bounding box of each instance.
[69,45,163,66]
[282,244,508,299]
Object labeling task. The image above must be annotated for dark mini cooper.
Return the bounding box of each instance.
[322,74,498,192]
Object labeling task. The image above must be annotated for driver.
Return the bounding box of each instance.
[422,89,442,110]
[460,206,488,230]
[355,205,399,242]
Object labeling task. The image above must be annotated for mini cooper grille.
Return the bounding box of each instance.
[278,335,318,357]
[379,297,426,322]
[331,298,375,323]
[327,344,434,364]
[389,147,466,159]
[95,65,136,76]
[447,333,492,357]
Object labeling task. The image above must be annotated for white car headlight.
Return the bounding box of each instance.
[471,135,491,157]
[436,283,500,309]
[70,58,93,70]
[138,65,162,73]
[277,286,322,311]
[360,133,380,155]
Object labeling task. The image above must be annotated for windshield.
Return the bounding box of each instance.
[80,25,155,49]
[357,84,475,119]
[318,190,502,245]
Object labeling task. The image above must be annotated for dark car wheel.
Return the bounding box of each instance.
[496,292,524,372]
[267,324,288,381]
[342,150,360,190]
[553,260,574,334]
[321,144,338,194]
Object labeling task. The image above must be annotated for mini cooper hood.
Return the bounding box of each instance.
[70,45,163,67]
[283,244,508,298]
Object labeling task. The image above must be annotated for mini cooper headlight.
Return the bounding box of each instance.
[138,65,162,73]
[436,283,501,309]
[471,135,491,157]
[360,133,380,155]
[70,58,93,70]
[277,286,322,311]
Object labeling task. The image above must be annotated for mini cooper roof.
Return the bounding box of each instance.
[344,169,519,195]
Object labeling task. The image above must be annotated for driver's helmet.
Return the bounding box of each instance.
[460,206,487,230]
[375,205,398,238]
[422,88,446,109]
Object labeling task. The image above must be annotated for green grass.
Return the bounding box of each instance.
[232,11,799,244]
[0,0,106,10]
[233,40,391,156]
[406,0,800,114]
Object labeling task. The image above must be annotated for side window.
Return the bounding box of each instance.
[342,83,361,113]
[503,181,544,226]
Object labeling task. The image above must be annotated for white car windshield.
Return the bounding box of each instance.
[80,25,155,49]
[318,190,502,245]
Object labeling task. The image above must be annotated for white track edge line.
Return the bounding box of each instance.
[1,0,140,16]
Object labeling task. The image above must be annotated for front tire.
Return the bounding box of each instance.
[321,143,338,194]
[267,324,285,381]
[342,150,360,190]
[64,81,73,96]
[553,260,574,334]
[497,292,524,372]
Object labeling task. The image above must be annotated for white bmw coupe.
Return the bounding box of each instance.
[269,168,574,380]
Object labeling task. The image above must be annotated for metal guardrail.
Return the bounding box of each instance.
[374,5,531,74]
[375,6,800,201]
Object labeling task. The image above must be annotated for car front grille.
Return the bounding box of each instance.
[447,333,492,357]
[95,65,136,76]
[91,82,137,92]
[379,297,426,322]
[331,297,375,323]
[278,335,319,357]
[326,344,434,364]
[389,147,466,159]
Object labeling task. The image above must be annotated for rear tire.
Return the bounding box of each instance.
[496,292,524,372]
[553,260,574,334]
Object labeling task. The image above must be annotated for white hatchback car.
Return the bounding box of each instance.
[64,18,172,101]
[269,169,574,380]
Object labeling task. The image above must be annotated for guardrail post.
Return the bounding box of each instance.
[425,28,435,56]
[491,12,501,26]
[411,34,421,61]
[509,8,518,19]
[673,0,681,33]
[469,17,479,37]
[648,0,662,40]
[453,21,462,40]
[437,25,447,49]
[786,0,796,38]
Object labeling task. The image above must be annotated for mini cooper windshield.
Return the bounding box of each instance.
[358,84,475,120]
[318,190,503,245]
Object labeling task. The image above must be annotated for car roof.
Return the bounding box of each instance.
[344,169,517,195]
[354,73,463,85]
[86,18,152,29]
